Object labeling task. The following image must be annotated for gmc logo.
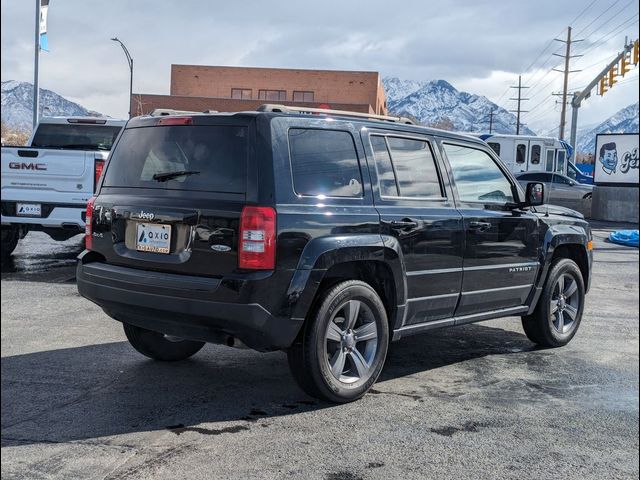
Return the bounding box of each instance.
[9,162,47,171]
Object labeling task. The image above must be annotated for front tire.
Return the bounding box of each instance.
[522,258,585,347]
[287,280,389,403]
[1,226,20,259]
[123,323,205,361]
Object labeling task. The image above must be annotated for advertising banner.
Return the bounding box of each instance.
[594,133,639,186]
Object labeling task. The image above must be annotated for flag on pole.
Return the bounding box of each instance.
[39,0,50,52]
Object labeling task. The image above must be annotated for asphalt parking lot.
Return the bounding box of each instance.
[1,222,638,480]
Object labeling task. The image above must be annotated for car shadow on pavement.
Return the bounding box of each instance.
[1,233,84,283]
[1,323,534,446]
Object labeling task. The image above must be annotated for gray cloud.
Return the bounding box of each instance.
[1,0,637,126]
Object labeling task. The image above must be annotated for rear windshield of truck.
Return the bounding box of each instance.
[31,124,122,150]
[102,125,247,194]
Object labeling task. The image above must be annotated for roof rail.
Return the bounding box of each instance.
[150,108,218,116]
[256,104,416,125]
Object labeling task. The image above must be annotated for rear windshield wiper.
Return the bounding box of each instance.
[152,170,200,182]
[60,144,111,151]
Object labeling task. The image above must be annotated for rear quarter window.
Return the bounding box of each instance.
[288,128,363,198]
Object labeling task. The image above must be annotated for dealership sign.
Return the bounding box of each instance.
[594,133,639,186]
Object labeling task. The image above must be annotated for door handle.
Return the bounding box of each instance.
[468,221,492,232]
[389,219,418,230]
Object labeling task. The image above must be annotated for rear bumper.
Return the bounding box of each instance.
[1,201,86,229]
[76,254,303,351]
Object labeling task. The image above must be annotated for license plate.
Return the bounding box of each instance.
[16,203,42,217]
[136,223,171,254]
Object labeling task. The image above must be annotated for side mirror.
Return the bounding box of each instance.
[525,182,545,207]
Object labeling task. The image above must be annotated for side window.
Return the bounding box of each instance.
[556,150,567,173]
[386,137,444,198]
[567,164,578,180]
[288,129,363,198]
[488,142,501,156]
[552,174,571,185]
[516,143,527,164]
[444,143,515,204]
[545,149,555,171]
[522,173,547,182]
[531,145,541,164]
[370,135,399,197]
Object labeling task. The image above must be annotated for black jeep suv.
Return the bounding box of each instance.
[77,105,592,403]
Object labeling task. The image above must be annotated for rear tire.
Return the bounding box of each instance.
[287,280,389,403]
[1,226,20,259]
[522,258,585,348]
[123,323,205,361]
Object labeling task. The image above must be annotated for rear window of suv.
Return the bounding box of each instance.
[102,125,247,193]
[31,124,122,150]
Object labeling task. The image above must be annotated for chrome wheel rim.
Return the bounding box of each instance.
[325,299,378,384]
[550,273,580,335]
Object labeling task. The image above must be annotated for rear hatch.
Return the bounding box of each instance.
[1,148,105,195]
[91,116,259,277]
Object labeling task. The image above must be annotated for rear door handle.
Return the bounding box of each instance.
[389,219,418,230]
[468,221,492,232]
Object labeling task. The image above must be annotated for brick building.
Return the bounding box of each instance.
[131,65,388,116]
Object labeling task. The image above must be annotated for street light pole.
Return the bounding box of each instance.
[111,37,133,118]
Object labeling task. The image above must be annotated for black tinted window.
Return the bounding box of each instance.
[289,129,362,198]
[531,145,541,164]
[103,125,247,193]
[516,143,526,164]
[31,124,122,150]
[444,144,514,203]
[488,142,501,156]
[370,135,399,197]
[386,137,443,198]
[552,174,572,185]
[518,172,548,182]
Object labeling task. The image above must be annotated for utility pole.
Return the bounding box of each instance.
[483,110,496,133]
[509,75,529,135]
[33,0,41,129]
[553,27,582,140]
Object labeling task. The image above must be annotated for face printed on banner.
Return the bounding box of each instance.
[599,142,618,175]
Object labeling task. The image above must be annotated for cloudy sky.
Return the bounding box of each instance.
[1,0,638,133]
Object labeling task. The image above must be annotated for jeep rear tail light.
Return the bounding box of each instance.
[239,206,276,270]
[85,197,96,250]
[94,159,105,192]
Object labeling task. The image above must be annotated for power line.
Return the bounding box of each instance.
[569,0,600,28]
[574,0,623,37]
[577,14,639,58]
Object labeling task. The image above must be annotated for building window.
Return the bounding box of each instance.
[231,88,252,100]
[258,89,287,101]
[292,91,314,102]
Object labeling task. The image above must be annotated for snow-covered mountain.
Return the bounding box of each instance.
[576,102,639,154]
[1,80,101,132]
[383,77,536,135]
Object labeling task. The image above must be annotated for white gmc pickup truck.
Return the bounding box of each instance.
[1,117,125,258]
